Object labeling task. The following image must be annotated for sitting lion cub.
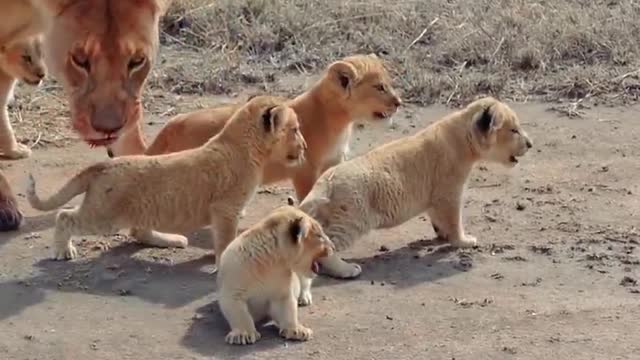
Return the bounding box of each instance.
[26,95,308,266]
[296,97,533,298]
[218,205,334,345]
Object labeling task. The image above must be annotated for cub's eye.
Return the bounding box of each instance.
[70,53,90,71]
[22,54,32,64]
[374,84,386,92]
[128,55,146,72]
[511,129,520,134]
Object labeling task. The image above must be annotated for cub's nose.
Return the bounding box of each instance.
[526,139,533,149]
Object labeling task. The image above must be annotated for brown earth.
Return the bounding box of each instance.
[2,0,640,358]
[1,88,639,359]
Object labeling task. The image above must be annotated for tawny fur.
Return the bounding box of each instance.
[143,53,402,201]
[218,205,334,345]
[0,0,50,232]
[30,0,173,156]
[0,34,46,160]
[25,95,307,266]
[295,97,533,300]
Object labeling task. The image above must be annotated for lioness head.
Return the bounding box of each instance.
[269,205,334,278]
[34,0,170,147]
[469,97,533,167]
[321,53,402,124]
[245,96,307,167]
[0,35,46,86]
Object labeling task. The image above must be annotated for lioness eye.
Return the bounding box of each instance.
[128,56,146,72]
[70,53,90,72]
[22,54,32,64]
[375,84,386,92]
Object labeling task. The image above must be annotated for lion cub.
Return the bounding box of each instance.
[143,53,402,201]
[26,96,307,265]
[297,97,533,291]
[218,205,334,345]
[0,34,46,159]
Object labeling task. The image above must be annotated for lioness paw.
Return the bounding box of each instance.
[0,202,22,231]
[225,329,261,345]
[280,325,313,341]
[2,144,32,160]
[322,261,362,279]
[451,235,477,248]
[53,244,78,261]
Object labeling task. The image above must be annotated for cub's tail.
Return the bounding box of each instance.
[26,164,106,211]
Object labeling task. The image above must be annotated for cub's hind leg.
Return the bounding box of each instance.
[219,297,261,345]
[130,228,188,248]
[52,207,115,260]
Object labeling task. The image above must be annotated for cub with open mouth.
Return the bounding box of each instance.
[217,205,334,346]
[293,96,533,302]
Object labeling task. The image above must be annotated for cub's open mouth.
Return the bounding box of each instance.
[86,137,118,148]
[373,111,389,119]
[509,155,519,163]
[23,78,41,86]
[311,261,321,275]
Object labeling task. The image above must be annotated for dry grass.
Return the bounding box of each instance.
[153,0,640,106]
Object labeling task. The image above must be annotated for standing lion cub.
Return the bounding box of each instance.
[26,95,307,266]
[295,97,533,299]
[218,205,334,345]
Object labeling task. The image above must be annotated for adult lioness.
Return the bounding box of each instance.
[218,205,334,345]
[144,53,402,201]
[0,0,172,231]
[296,97,533,300]
[26,96,307,266]
[33,0,172,156]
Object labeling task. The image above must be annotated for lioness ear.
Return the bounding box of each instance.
[475,106,495,133]
[328,61,358,91]
[289,217,309,244]
[262,106,279,133]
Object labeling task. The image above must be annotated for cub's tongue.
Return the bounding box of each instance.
[311,261,320,274]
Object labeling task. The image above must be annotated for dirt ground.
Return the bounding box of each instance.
[1,85,640,359]
[2,0,640,358]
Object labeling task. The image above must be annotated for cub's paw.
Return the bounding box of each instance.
[2,144,32,160]
[53,244,78,261]
[450,235,477,248]
[322,261,362,279]
[0,201,22,232]
[298,289,312,307]
[225,329,261,345]
[279,325,313,341]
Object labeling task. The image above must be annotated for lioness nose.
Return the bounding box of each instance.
[393,97,402,107]
[36,71,45,79]
[92,105,125,134]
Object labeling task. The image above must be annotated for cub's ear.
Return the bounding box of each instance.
[475,106,496,133]
[289,216,309,244]
[328,61,358,91]
[262,106,279,133]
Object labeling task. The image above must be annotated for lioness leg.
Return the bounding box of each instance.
[291,170,319,203]
[297,275,314,306]
[210,209,240,268]
[0,79,31,159]
[428,199,477,248]
[220,297,261,345]
[129,228,188,248]
[106,121,146,156]
[271,286,312,341]
[0,171,22,231]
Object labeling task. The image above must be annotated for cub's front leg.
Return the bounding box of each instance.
[210,207,240,271]
[219,296,261,345]
[0,80,31,160]
[428,195,477,248]
[271,286,313,342]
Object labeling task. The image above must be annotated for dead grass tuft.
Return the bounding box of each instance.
[154,0,640,106]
